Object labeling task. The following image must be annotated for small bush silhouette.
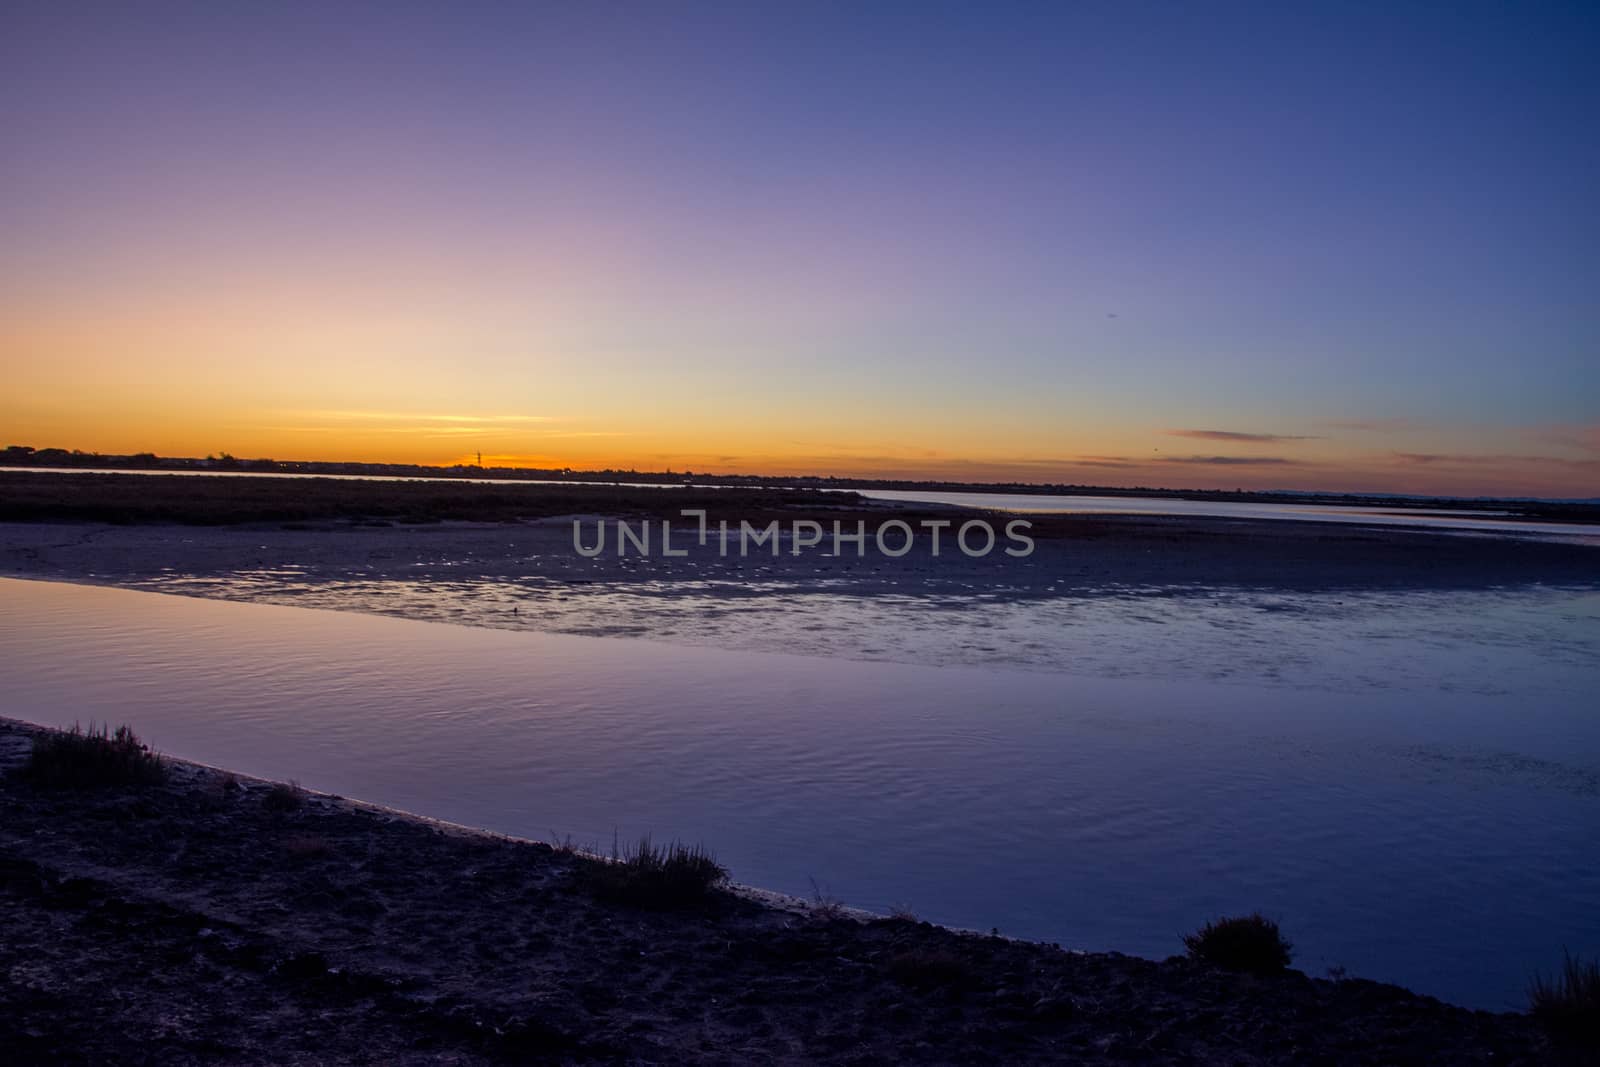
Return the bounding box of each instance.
[16,723,165,788]
[1183,913,1293,974]
[1528,951,1600,1048]
[806,876,846,920]
[262,780,305,813]
[581,835,727,909]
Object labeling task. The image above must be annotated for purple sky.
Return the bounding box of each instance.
[3,3,1597,494]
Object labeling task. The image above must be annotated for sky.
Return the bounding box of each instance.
[2,2,1596,496]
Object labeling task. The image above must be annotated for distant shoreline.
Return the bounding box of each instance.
[3,469,1599,538]
[4,452,1597,521]
[5,507,1599,604]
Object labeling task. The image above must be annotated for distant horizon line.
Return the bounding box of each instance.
[4,444,1597,507]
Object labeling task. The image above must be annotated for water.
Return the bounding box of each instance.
[860,488,1600,542]
[2,575,1596,1010]
[124,569,1600,697]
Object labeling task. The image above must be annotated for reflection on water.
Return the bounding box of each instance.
[1,576,1596,1010]
[121,568,1600,699]
[861,488,1600,542]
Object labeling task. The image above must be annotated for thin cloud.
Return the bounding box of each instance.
[1072,456,1142,468]
[1167,429,1319,443]
[1322,418,1428,433]
[288,409,555,424]
[536,430,636,438]
[1391,451,1600,471]
[1072,453,1305,467]
[1169,455,1303,466]
[1530,424,1600,454]
[272,424,513,437]
[466,453,562,466]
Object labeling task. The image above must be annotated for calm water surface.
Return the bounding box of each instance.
[861,488,1600,541]
[1,576,1596,1010]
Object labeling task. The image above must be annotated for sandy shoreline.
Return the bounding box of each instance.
[5,471,1597,635]
[5,510,1598,603]
[0,717,1558,1064]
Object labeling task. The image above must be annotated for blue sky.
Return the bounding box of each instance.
[3,2,1597,493]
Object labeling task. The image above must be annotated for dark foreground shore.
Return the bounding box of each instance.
[0,719,1560,1065]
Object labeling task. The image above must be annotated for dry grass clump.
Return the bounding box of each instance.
[579,835,727,910]
[1183,914,1294,974]
[262,780,305,813]
[1528,951,1600,1050]
[15,723,165,789]
[806,877,847,920]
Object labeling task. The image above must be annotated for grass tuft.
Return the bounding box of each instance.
[1183,913,1294,974]
[579,835,727,910]
[547,831,591,857]
[1528,950,1600,1049]
[262,780,305,813]
[806,877,846,920]
[15,723,166,789]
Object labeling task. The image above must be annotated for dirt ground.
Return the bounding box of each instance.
[0,719,1557,1065]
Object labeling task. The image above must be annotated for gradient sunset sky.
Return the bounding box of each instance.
[4,3,1596,496]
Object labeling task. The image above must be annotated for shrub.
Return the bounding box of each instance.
[806,877,846,921]
[1528,951,1600,1048]
[547,831,590,856]
[16,723,166,788]
[1183,913,1294,974]
[580,835,727,910]
[262,780,305,813]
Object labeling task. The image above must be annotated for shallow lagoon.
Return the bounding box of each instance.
[2,576,1595,1009]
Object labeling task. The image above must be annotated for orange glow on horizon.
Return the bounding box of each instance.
[3,408,1595,499]
[4,296,1595,499]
